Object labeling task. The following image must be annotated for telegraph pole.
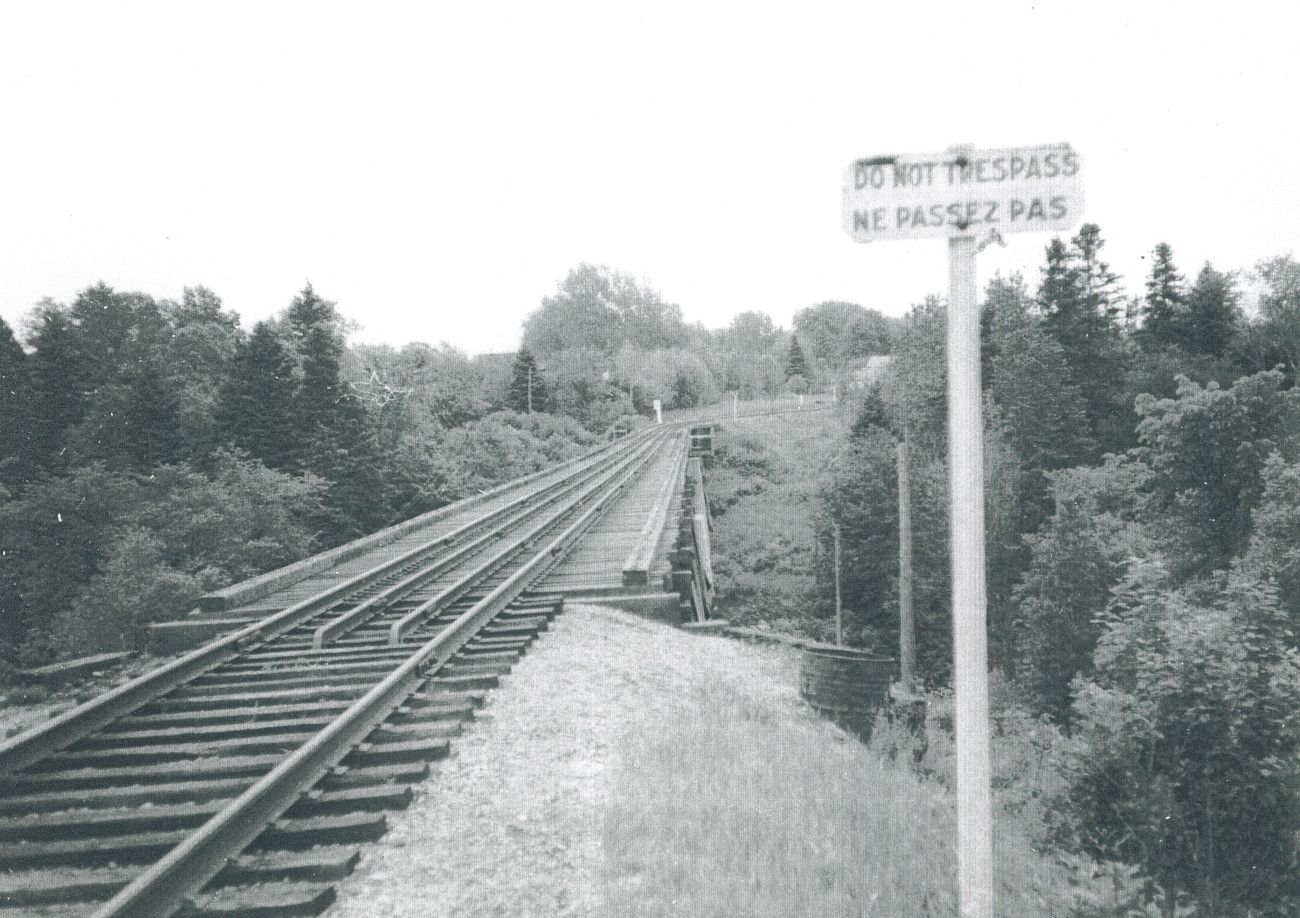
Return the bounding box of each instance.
[897,437,915,688]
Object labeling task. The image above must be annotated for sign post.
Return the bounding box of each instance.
[842,142,1083,918]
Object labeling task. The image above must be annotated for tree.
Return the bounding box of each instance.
[1135,369,1300,580]
[0,317,38,489]
[506,348,549,414]
[985,275,1093,478]
[793,301,893,371]
[1065,560,1300,915]
[784,336,809,382]
[216,322,298,470]
[284,285,385,542]
[1139,242,1186,351]
[881,296,947,456]
[521,263,687,356]
[1015,457,1148,723]
[1181,262,1239,360]
[159,286,241,462]
[1254,254,1300,383]
[1246,453,1300,632]
[1037,225,1132,455]
[23,302,83,468]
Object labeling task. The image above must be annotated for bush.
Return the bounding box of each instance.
[1062,560,1300,916]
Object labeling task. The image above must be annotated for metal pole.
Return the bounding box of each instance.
[527,367,533,414]
[897,437,915,688]
[833,523,843,646]
[947,183,993,918]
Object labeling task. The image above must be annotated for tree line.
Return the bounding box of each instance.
[0,265,870,672]
[819,226,1300,915]
[0,284,601,669]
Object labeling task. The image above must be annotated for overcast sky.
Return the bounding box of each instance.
[1,3,1294,354]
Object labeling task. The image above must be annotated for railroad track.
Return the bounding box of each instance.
[0,427,676,918]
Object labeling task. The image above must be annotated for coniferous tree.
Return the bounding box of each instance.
[507,349,548,413]
[216,322,298,470]
[284,285,385,541]
[1182,262,1239,360]
[123,360,183,470]
[25,302,87,466]
[0,318,38,489]
[1140,242,1186,351]
[784,336,809,381]
[1037,224,1132,455]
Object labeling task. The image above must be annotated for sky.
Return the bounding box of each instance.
[1,2,1295,355]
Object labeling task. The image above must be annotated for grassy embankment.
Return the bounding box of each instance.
[600,405,1133,916]
[600,676,1127,917]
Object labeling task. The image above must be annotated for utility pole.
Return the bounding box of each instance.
[833,523,843,646]
[527,366,533,414]
[897,437,915,688]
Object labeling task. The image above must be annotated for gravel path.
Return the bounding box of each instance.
[324,604,803,917]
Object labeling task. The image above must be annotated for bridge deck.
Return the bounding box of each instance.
[156,431,689,650]
[536,430,686,607]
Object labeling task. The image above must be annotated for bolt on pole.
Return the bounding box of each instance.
[947,205,993,918]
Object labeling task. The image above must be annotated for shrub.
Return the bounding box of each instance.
[1062,560,1300,916]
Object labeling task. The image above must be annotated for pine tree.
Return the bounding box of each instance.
[1037,224,1132,456]
[216,322,298,469]
[25,303,88,465]
[1140,242,1186,351]
[507,349,548,413]
[1182,262,1239,359]
[0,318,38,489]
[784,336,809,381]
[282,285,385,542]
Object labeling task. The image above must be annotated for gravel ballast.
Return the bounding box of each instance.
[324,603,804,917]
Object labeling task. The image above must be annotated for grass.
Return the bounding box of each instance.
[600,680,1136,917]
[706,409,849,637]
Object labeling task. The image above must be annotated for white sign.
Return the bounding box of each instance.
[842,144,1083,242]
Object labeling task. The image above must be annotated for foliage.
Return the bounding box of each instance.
[522,262,689,356]
[1245,453,1300,630]
[0,454,323,664]
[1036,224,1133,456]
[791,300,894,374]
[1255,253,1300,383]
[1134,369,1299,579]
[433,411,597,500]
[506,347,550,414]
[1138,242,1186,353]
[1063,560,1300,916]
[1014,458,1148,724]
[783,336,809,381]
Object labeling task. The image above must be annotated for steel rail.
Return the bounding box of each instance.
[0,428,659,776]
[308,434,656,650]
[88,426,668,918]
[387,431,667,645]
